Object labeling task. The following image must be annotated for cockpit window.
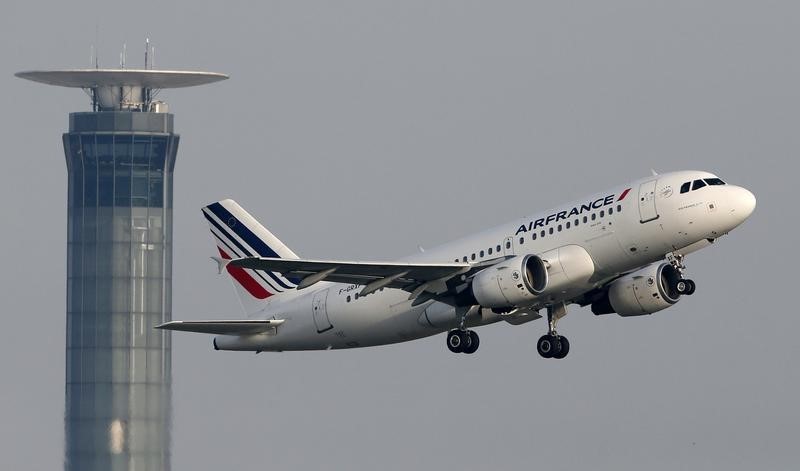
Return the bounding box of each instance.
[692,179,707,190]
[704,178,725,186]
[680,182,691,194]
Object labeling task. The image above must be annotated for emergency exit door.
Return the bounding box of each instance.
[312,289,333,333]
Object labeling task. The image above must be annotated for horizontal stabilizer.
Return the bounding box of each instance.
[155,319,284,335]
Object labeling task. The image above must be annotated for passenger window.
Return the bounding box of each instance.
[617,204,622,212]
[488,247,493,255]
[574,219,579,226]
[566,221,571,229]
[680,182,691,194]
[496,245,501,252]
[608,207,613,215]
[471,253,476,261]
[705,178,725,186]
[591,213,596,221]
[479,250,484,257]
[506,241,511,249]
[347,295,351,302]
[583,216,588,223]
[454,259,458,262]
[462,256,467,262]
[532,233,537,240]
[557,224,562,232]
[549,227,554,234]
[600,210,605,217]
[519,237,524,245]
[540,230,545,237]
[692,179,706,190]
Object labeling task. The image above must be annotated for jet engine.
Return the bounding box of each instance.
[591,262,681,317]
[471,254,547,308]
[471,245,595,308]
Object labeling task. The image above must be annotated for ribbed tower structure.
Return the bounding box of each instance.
[16,67,227,471]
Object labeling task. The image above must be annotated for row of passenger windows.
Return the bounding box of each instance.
[345,287,385,303]
[680,178,725,194]
[455,204,623,263]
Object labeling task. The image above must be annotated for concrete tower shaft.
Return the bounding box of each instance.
[64,112,177,470]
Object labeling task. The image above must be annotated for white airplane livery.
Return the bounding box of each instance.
[159,170,756,358]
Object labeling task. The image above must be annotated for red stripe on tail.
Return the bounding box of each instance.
[218,248,272,299]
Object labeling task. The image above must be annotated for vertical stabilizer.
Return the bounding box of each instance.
[202,199,299,315]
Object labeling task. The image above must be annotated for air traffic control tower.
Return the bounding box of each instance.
[16,67,227,470]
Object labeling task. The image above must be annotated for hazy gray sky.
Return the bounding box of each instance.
[2,1,798,469]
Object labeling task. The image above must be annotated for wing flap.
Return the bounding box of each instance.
[156,319,284,335]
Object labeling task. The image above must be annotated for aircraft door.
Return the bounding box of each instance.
[503,236,515,256]
[312,289,333,333]
[638,180,659,223]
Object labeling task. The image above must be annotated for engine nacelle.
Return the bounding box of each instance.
[471,254,548,308]
[471,245,595,308]
[592,262,681,317]
[536,245,596,302]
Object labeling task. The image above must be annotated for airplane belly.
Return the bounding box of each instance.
[320,287,439,349]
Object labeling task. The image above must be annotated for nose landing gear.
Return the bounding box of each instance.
[667,252,697,296]
[675,278,696,295]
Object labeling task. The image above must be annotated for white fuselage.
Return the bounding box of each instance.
[213,170,755,352]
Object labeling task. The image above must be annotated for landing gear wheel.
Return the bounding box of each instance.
[463,330,480,354]
[447,330,466,353]
[552,336,570,359]
[675,278,696,296]
[676,279,689,295]
[537,335,561,358]
[684,279,696,295]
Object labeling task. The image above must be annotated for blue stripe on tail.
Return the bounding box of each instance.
[207,202,281,258]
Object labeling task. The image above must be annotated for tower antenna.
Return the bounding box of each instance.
[145,38,150,70]
[94,23,100,68]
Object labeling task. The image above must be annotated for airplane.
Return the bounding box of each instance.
[158,170,756,358]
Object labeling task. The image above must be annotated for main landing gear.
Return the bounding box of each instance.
[446,306,480,354]
[537,302,570,359]
[446,329,480,354]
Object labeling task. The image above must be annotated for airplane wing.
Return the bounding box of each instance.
[219,257,474,297]
[155,319,284,335]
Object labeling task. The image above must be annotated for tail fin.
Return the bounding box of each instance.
[202,199,300,315]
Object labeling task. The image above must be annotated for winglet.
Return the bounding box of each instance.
[210,256,230,275]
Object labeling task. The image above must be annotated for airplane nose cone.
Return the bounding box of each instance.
[730,186,756,223]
